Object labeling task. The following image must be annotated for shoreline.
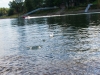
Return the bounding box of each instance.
[1,8,100,19]
[30,8,100,17]
[25,11,100,19]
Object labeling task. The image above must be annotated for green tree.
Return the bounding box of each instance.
[8,0,25,15]
[98,0,100,7]
[0,8,9,16]
[8,8,14,16]
[25,0,44,12]
[25,0,33,12]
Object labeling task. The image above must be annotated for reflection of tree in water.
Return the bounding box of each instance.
[46,14,96,53]
[47,14,90,30]
[89,14,100,26]
[46,13,100,34]
[9,13,100,54]
[11,18,25,26]
[17,26,27,51]
[11,14,100,27]
[23,18,47,25]
[66,15,89,28]
[10,18,31,54]
[11,18,46,26]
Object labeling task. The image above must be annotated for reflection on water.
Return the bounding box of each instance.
[0,13,100,74]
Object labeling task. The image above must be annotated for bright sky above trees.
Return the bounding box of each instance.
[0,0,12,8]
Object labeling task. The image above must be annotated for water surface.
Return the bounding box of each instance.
[0,14,100,74]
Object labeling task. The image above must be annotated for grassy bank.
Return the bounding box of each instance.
[0,15,18,19]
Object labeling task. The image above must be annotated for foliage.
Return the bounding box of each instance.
[9,1,24,13]
[92,0,98,5]
[98,0,100,7]
[6,0,98,16]
[8,8,14,16]
[0,8,9,16]
[25,0,44,12]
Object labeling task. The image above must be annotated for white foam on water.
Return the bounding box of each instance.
[24,12,100,19]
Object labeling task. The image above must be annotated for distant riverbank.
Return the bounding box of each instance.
[0,8,100,19]
[30,8,100,17]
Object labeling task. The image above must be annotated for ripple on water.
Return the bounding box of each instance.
[0,54,100,75]
[1,13,100,74]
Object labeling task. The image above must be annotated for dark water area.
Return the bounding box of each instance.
[0,13,100,75]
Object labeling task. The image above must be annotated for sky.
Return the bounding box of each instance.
[0,0,13,8]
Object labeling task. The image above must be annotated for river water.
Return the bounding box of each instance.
[0,13,100,75]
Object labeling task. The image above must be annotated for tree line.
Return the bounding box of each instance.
[24,0,96,12]
[0,8,9,16]
[0,0,99,16]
